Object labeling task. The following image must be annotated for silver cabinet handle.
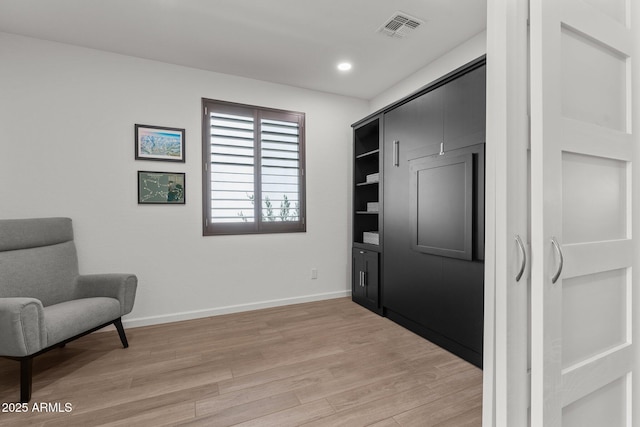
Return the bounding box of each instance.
[393,140,399,167]
[362,271,366,287]
[515,234,526,282]
[551,237,564,284]
[359,271,364,287]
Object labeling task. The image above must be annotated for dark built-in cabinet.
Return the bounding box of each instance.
[352,115,383,314]
[351,57,486,368]
[352,248,380,313]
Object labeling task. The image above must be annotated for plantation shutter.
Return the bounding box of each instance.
[209,110,256,223]
[203,99,306,235]
[260,118,301,222]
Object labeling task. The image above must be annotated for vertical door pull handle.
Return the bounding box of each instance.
[393,140,399,167]
[551,237,564,284]
[515,234,526,282]
[362,271,366,287]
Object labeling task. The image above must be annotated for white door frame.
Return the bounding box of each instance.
[484,0,531,426]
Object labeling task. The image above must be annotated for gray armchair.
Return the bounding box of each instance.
[0,217,137,402]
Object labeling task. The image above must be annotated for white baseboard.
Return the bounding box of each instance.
[119,290,351,329]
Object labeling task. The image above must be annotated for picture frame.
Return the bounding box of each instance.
[138,171,186,205]
[135,124,185,162]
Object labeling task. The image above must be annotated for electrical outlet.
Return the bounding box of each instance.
[311,268,318,279]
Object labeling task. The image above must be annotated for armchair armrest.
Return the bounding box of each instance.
[76,274,137,316]
[0,298,46,357]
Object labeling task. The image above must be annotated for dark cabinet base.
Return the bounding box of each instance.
[351,296,384,316]
[352,247,383,315]
[385,308,483,368]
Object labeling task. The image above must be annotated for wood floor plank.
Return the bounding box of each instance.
[230,342,346,378]
[0,298,482,426]
[215,350,347,395]
[297,362,482,427]
[43,401,196,427]
[393,381,483,426]
[182,391,300,426]
[368,418,403,427]
[324,369,440,412]
[433,405,483,427]
[233,398,335,427]
[195,368,334,416]
[295,360,412,405]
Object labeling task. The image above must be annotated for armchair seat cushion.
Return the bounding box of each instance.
[44,297,121,345]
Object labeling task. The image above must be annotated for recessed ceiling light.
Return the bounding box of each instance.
[337,62,352,72]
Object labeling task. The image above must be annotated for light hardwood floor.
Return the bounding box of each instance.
[0,298,482,426]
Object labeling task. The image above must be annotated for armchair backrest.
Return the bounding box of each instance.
[0,217,79,306]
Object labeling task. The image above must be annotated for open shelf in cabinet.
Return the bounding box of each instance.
[352,115,382,250]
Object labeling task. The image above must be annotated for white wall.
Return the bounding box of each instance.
[369,31,487,113]
[0,32,368,327]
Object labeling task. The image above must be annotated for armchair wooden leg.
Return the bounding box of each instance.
[20,358,33,403]
[113,318,129,348]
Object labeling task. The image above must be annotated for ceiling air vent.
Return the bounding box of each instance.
[378,12,424,38]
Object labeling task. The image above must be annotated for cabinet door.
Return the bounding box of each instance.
[530,1,635,425]
[384,86,444,159]
[443,64,486,151]
[352,248,379,310]
[409,152,473,260]
[383,88,443,325]
[362,250,379,306]
[352,250,365,300]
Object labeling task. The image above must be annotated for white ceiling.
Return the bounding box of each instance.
[0,0,487,100]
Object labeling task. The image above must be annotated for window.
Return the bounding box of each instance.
[202,99,306,235]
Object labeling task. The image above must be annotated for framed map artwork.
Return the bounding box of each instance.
[135,124,185,162]
[138,171,185,204]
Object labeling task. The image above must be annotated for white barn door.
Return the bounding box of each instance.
[530,0,635,426]
[485,0,531,426]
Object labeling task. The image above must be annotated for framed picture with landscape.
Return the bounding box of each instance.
[135,124,185,162]
[138,171,186,205]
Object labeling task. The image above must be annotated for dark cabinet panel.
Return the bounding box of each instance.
[384,86,444,161]
[381,88,446,324]
[409,152,473,260]
[443,65,486,151]
[435,258,484,352]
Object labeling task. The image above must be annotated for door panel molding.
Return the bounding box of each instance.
[561,344,633,407]
[562,239,633,278]
[561,118,633,161]
[562,0,632,56]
